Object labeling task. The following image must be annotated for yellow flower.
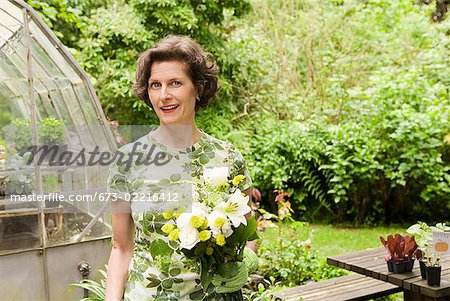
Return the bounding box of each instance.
[213,217,227,229]
[218,182,230,188]
[190,216,206,229]
[201,219,209,230]
[198,230,212,242]
[162,210,173,219]
[173,211,182,219]
[205,246,214,256]
[168,229,180,241]
[161,223,175,234]
[232,175,245,186]
[216,234,226,246]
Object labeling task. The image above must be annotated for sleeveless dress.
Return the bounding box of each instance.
[106,130,252,301]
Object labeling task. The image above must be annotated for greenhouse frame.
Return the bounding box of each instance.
[0,0,117,299]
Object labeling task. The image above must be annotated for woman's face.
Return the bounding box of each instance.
[148,60,198,126]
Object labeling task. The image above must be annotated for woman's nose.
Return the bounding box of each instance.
[160,85,171,100]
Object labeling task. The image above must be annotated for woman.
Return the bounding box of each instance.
[105,35,252,301]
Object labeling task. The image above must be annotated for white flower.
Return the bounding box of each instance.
[215,189,251,228]
[192,202,208,217]
[175,201,209,249]
[178,225,200,250]
[176,212,193,229]
[203,167,229,187]
[208,210,233,238]
[222,221,233,238]
[176,202,207,228]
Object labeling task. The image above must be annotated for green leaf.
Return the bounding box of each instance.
[229,216,258,244]
[161,278,173,289]
[150,239,173,259]
[189,290,205,300]
[158,179,171,186]
[199,154,209,164]
[170,174,181,182]
[169,267,181,276]
[193,242,206,256]
[146,274,161,288]
[217,261,239,278]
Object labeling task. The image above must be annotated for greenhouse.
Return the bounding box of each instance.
[0,0,116,299]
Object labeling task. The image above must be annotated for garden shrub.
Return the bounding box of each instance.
[247,109,449,224]
[247,117,333,216]
[257,223,346,286]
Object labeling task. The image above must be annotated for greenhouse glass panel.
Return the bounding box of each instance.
[1,45,26,78]
[29,21,80,80]
[29,36,65,78]
[35,90,57,119]
[1,0,22,21]
[0,1,116,298]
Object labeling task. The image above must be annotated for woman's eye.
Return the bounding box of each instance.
[150,82,161,89]
[172,81,182,87]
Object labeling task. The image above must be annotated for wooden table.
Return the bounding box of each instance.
[327,247,450,301]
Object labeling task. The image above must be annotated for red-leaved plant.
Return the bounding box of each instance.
[380,233,417,263]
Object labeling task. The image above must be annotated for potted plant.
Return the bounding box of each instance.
[425,253,442,286]
[407,222,449,280]
[4,153,36,195]
[8,118,33,155]
[37,117,67,162]
[380,233,417,273]
[407,222,432,279]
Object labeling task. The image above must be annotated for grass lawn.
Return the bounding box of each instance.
[301,224,406,258]
[262,223,406,258]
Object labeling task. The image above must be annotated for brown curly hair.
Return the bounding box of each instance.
[134,35,219,111]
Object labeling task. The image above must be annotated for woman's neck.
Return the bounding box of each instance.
[153,124,202,148]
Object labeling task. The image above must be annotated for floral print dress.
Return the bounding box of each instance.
[107,130,252,301]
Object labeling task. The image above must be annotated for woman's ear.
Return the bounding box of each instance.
[196,82,205,98]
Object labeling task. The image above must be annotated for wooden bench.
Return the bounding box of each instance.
[272,274,402,301]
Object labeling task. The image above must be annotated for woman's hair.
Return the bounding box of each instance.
[134,35,219,110]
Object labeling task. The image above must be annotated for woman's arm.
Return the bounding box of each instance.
[105,201,135,301]
[242,187,253,220]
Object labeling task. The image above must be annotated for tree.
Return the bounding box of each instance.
[27,0,251,125]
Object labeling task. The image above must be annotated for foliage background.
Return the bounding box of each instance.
[27,0,450,225]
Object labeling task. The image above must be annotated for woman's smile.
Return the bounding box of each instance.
[160,104,180,113]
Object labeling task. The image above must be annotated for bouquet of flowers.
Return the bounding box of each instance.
[161,167,259,300]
